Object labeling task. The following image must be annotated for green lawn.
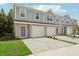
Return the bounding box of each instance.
[0,40,32,56]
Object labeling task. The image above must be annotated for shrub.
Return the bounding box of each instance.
[16,38,21,40]
[4,33,15,38]
[0,33,15,41]
[0,36,12,41]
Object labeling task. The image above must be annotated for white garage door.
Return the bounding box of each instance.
[47,27,56,36]
[67,27,73,35]
[32,26,44,37]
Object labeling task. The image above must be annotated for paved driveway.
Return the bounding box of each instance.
[32,44,79,56]
[22,38,73,54]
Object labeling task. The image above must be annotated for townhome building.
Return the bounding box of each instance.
[13,4,78,38]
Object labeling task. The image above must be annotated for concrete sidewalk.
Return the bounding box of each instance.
[31,44,79,56]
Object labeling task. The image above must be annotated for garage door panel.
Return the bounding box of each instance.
[32,26,44,37]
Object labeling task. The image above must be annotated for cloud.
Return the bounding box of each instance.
[0,3,6,4]
[33,5,67,14]
[72,9,77,12]
[0,2,6,6]
[0,0,6,4]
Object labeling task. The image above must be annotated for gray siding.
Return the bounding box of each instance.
[14,5,77,25]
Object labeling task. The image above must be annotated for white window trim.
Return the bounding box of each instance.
[35,12,40,20]
[20,8,27,18]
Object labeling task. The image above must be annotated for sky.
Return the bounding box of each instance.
[0,3,79,21]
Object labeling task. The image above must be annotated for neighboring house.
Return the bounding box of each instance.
[13,4,78,38]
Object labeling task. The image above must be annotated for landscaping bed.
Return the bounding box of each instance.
[53,37,78,45]
[48,36,78,45]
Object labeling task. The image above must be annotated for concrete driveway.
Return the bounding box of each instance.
[22,38,73,54]
[32,44,79,56]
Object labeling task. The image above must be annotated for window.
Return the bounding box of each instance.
[20,8,26,18]
[66,21,69,23]
[62,20,63,23]
[50,16,52,21]
[47,15,52,21]
[56,19,58,22]
[47,15,50,21]
[36,13,39,19]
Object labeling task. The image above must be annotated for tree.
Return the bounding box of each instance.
[0,8,15,39]
[0,8,7,36]
[73,23,79,35]
[7,9,14,34]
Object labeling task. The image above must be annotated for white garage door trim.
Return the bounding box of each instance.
[32,26,44,37]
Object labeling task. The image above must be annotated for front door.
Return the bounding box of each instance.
[61,28,63,35]
[20,26,26,38]
[64,27,66,35]
[56,27,58,35]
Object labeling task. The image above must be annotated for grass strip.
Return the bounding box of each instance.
[55,39,78,45]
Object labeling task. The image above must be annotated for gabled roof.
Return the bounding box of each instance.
[46,9,55,15]
[64,15,70,18]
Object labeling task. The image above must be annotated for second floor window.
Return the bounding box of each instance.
[47,15,52,21]
[56,19,58,22]
[62,20,63,23]
[20,8,26,17]
[36,13,39,19]
[47,15,50,21]
[50,16,52,21]
[66,21,69,23]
